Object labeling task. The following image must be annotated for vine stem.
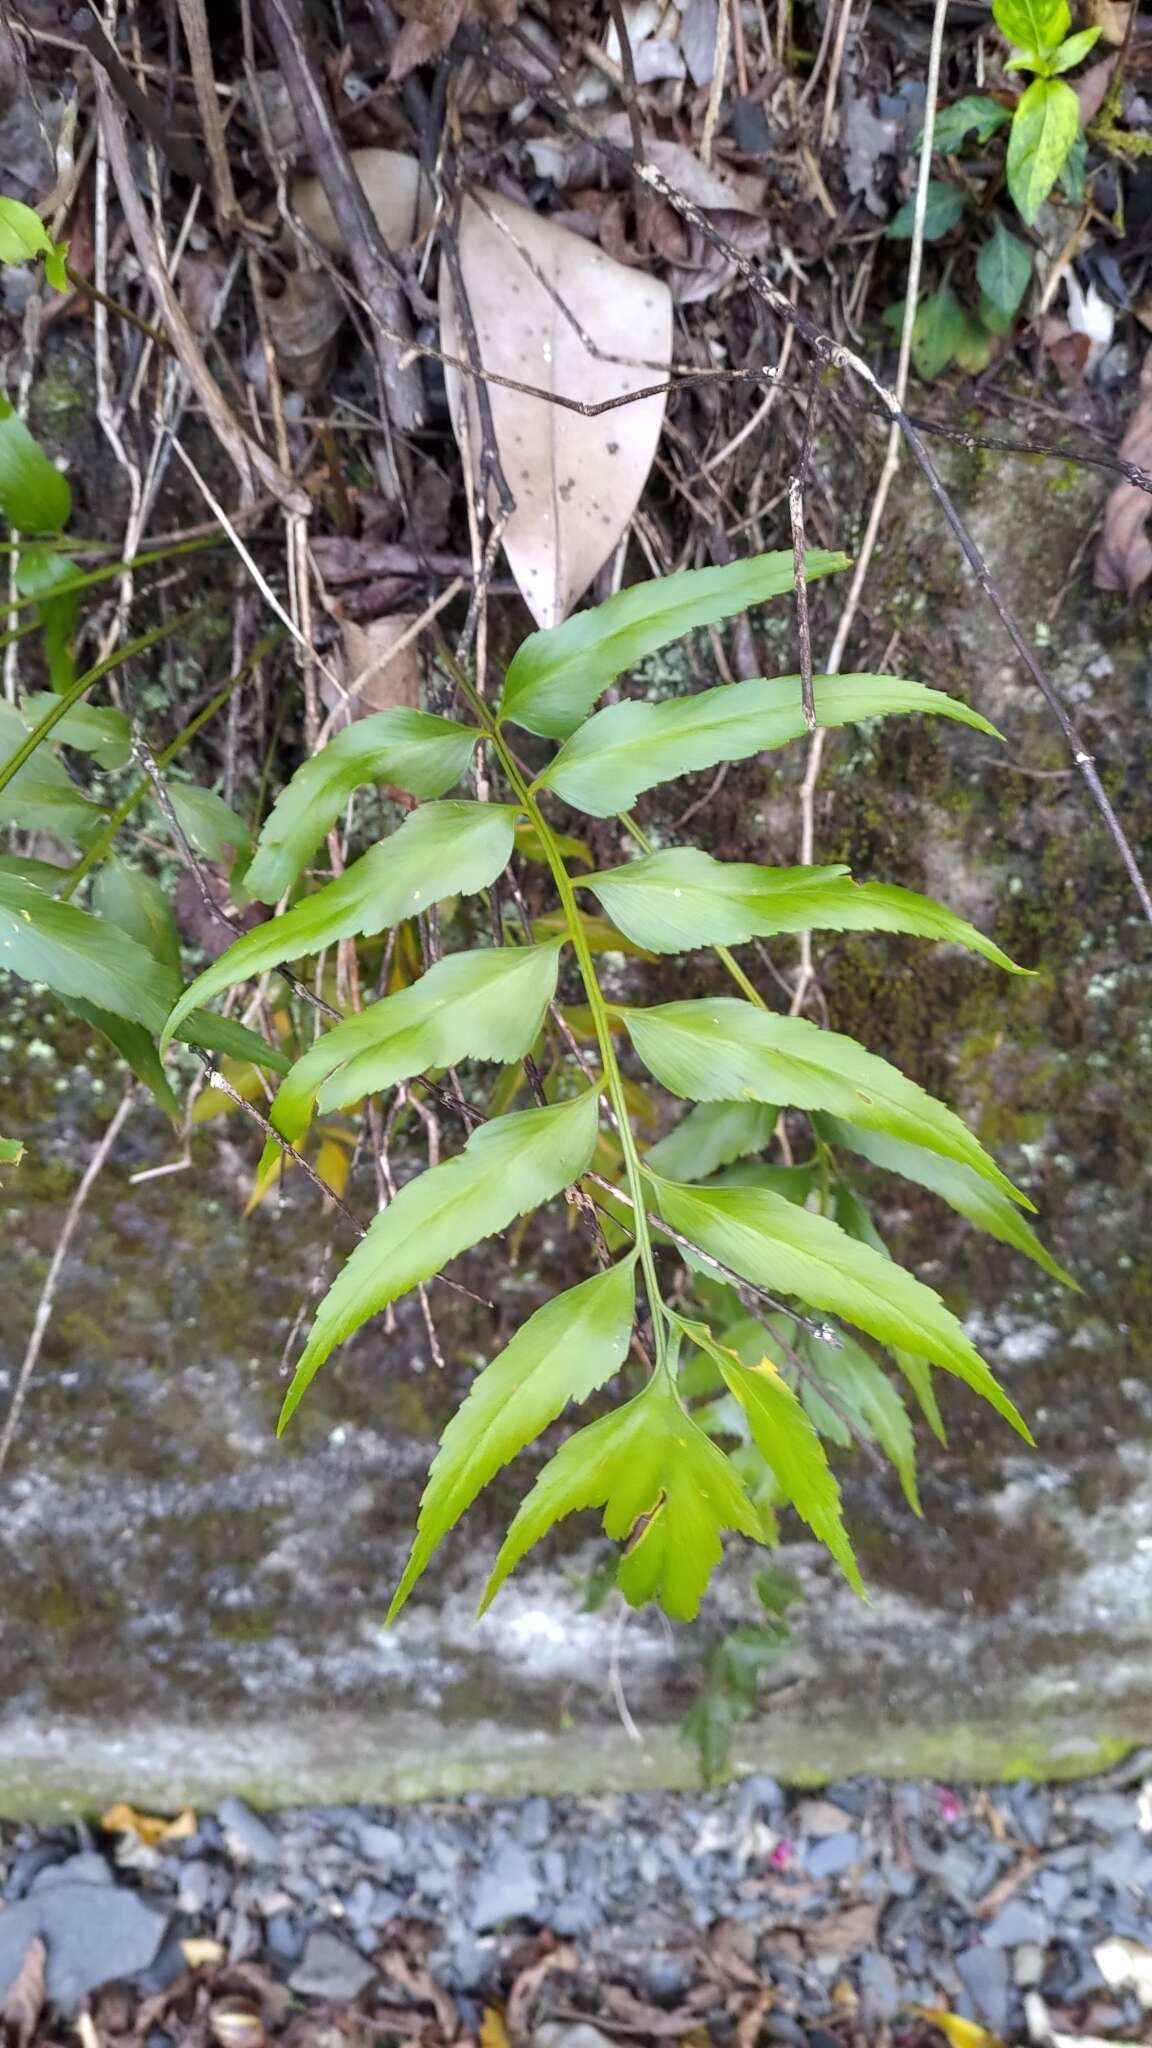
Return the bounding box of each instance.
[457,685,669,1368]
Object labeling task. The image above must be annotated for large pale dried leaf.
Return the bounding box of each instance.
[320,613,422,729]
[291,148,434,256]
[441,190,672,628]
[1083,0,1131,47]
[1095,354,1152,595]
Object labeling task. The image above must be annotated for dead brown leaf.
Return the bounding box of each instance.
[1095,353,1152,595]
[318,612,423,733]
[505,1942,576,2038]
[802,1898,880,1958]
[735,1990,773,2048]
[1075,52,1119,126]
[2,1937,45,2048]
[440,189,672,627]
[389,0,517,80]
[379,1949,458,2041]
[267,269,345,394]
[600,1983,717,2037]
[292,148,434,256]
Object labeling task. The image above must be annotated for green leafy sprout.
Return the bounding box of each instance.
[886,0,1101,382]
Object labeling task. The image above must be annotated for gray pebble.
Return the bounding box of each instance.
[857,1952,899,2019]
[1036,1868,1074,1915]
[518,1797,551,1847]
[550,1893,603,1937]
[536,2025,616,2048]
[443,1936,498,1995]
[217,1799,281,1867]
[355,1821,406,1870]
[176,1861,214,1916]
[804,1833,862,1880]
[541,1848,567,1894]
[984,1899,1050,1948]
[955,1944,1011,2032]
[288,1930,376,2001]
[736,1775,785,1822]
[1092,1830,1146,1888]
[5,1845,71,1899]
[264,1912,302,1963]
[29,1853,112,1893]
[1070,1792,1137,1833]
[0,1882,167,2013]
[470,1845,540,1930]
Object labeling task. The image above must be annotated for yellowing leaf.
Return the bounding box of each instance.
[101,1802,197,1847]
[912,2009,1006,2048]
[480,2011,510,2048]
[314,1134,352,1203]
[441,190,672,629]
[181,1938,226,1969]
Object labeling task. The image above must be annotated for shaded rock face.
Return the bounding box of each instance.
[2,442,1151,1808]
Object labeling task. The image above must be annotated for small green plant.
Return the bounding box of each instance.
[885,2,1101,380]
[681,1566,801,1787]
[147,550,1072,1621]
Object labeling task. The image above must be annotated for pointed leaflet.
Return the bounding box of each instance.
[623,998,1027,1204]
[264,942,563,1161]
[389,1256,638,1618]
[500,550,847,740]
[244,710,481,903]
[832,1182,945,1443]
[481,1373,762,1621]
[93,859,182,975]
[539,671,998,816]
[976,221,1033,323]
[677,1316,863,1592]
[814,1113,1074,1285]
[646,1100,778,1184]
[0,397,71,533]
[21,694,131,770]
[280,1089,602,1430]
[0,872,176,1030]
[790,1329,921,1514]
[0,704,103,839]
[542,671,999,817]
[162,803,518,1049]
[589,849,1024,972]
[653,1174,1029,1438]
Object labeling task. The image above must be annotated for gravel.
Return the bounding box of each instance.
[4,1763,1152,2036]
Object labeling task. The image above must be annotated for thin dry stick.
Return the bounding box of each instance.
[792,0,949,1016]
[175,0,239,226]
[819,0,856,150]
[93,68,306,515]
[788,357,823,733]
[700,0,732,168]
[0,1087,136,1477]
[260,0,424,432]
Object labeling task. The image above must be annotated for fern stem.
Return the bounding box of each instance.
[456,688,668,1366]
